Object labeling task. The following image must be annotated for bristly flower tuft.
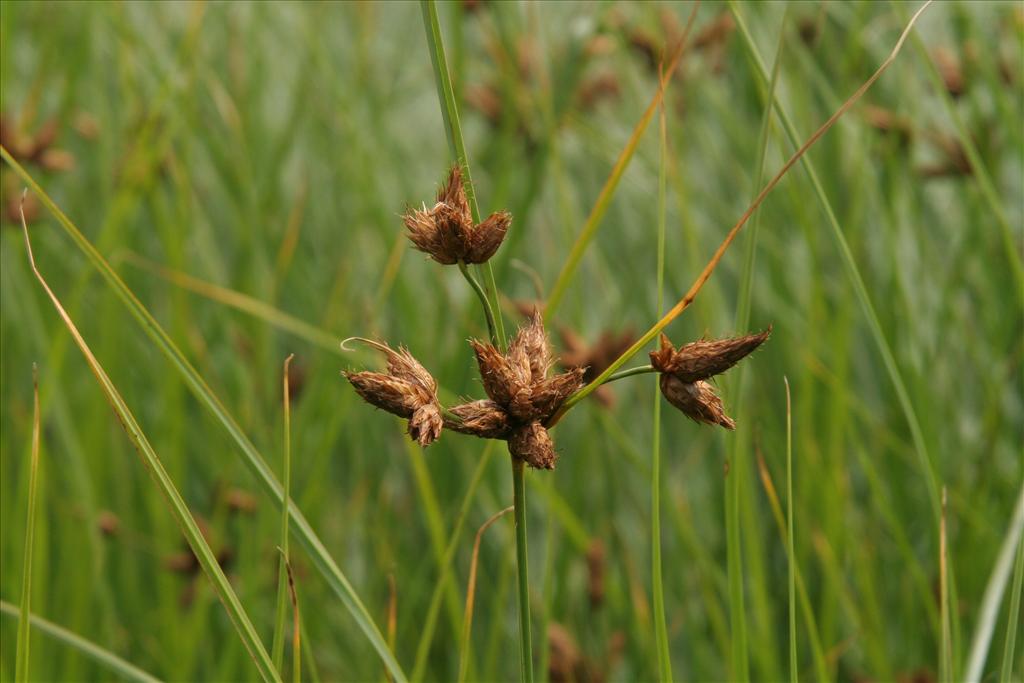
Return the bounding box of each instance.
[402,165,511,265]
[651,327,770,429]
[342,338,444,446]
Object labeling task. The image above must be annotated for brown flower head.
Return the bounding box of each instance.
[403,165,511,265]
[342,338,443,447]
[650,328,771,429]
[446,310,584,469]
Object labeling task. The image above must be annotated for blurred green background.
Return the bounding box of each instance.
[1,1,1022,681]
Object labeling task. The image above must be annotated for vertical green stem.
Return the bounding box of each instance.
[726,448,749,682]
[15,365,41,683]
[651,78,672,682]
[785,378,797,683]
[272,355,295,674]
[419,5,532,681]
[458,261,499,344]
[420,0,505,346]
[511,458,534,683]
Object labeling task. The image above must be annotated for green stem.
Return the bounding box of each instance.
[15,365,41,683]
[652,87,672,682]
[458,261,498,344]
[604,364,656,384]
[420,0,506,347]
[272,355,295,673]
[420,6,530,682]
[511,458,534,683]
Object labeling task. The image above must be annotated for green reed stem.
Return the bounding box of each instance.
[272,354,295,673]
[420,5,532,680]
[420,0,505,347]
[458,261,498,343]
[15,365,41,683]
[652,81,672,683]
[604,365,656,384]
[511,458,534,683]
[785,379,797,683]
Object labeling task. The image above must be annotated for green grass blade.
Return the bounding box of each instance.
[0,601,161,683]
[965,482,1024,682]
[119,252,341,353]
[998,532,1024,683]
[458,506,514,683]
[724,15,786,680]
[895,3,1024,298]
[0,147,407,683]
[651,78,672,683]
[15,364,41,683]
[785,378,797,683]
[725,437,749,682]
[17,203,280,683]
[544,5,697,318]
[272,355,295,673]
[728,2,942,524]
[941,488,953,683]
[411,442,498,683]
[754,443,830,682]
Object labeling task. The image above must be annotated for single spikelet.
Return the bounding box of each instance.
[403,165,511,265]
[445,399,512,438]
[466,210,511,263]
[651,328,770,429]
[659,376,736,430]
[342,338,444,447]
[508,421,557,470]
[650,328,771,383]
[470,339,528,407]
[509,368,585,422]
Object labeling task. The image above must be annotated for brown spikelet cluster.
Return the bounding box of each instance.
[403,165,511,265]
[447,311,585,469]
[650,328,771,429]
[347,163,775,475]
[1,112,79,225]
[343,339,444,447]
[547,622,625,683]
[559,327,635,408]
[586,539,606,608]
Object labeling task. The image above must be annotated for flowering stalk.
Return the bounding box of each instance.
[417,4,529,681]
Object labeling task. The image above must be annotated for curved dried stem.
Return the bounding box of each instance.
[547,0,934,427]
